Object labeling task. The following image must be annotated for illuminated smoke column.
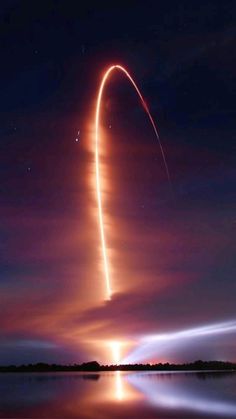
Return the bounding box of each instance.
[122,320,236,363]
[95,65,171,300]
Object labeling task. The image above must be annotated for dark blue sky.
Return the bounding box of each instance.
[0,0,235,364]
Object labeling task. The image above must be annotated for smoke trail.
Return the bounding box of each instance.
[95,65,172,300]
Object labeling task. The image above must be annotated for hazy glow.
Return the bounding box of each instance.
[95,64,170,300]
[110,341,121,364]
[123,320,236,363]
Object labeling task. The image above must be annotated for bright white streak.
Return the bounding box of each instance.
[110,341,121,364]
[142,320,236,343]
[95,64,171,300]
[122,320,236,363]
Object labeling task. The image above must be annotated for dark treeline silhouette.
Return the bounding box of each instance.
[0,360,236,373]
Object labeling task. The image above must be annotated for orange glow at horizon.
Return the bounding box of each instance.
[95,64,171,300]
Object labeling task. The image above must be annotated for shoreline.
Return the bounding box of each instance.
[0,360,236,373]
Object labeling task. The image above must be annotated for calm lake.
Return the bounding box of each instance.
[0,371,236,418]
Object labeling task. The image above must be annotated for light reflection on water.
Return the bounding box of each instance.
[0,371,236,418]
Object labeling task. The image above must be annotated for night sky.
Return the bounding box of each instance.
[0,0,235,365]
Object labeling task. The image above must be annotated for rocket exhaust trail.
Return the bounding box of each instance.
[95,65,172,300]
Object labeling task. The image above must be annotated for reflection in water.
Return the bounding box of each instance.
[0,371,236,418]
[128,372,236,417]
[82,373,100,381]
[115,371,123,401]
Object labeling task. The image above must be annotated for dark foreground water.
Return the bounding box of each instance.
[0,371,236,418]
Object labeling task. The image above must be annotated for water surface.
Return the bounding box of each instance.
[0,370,236,418]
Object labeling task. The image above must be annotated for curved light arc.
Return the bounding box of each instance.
[95,64,171,300]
